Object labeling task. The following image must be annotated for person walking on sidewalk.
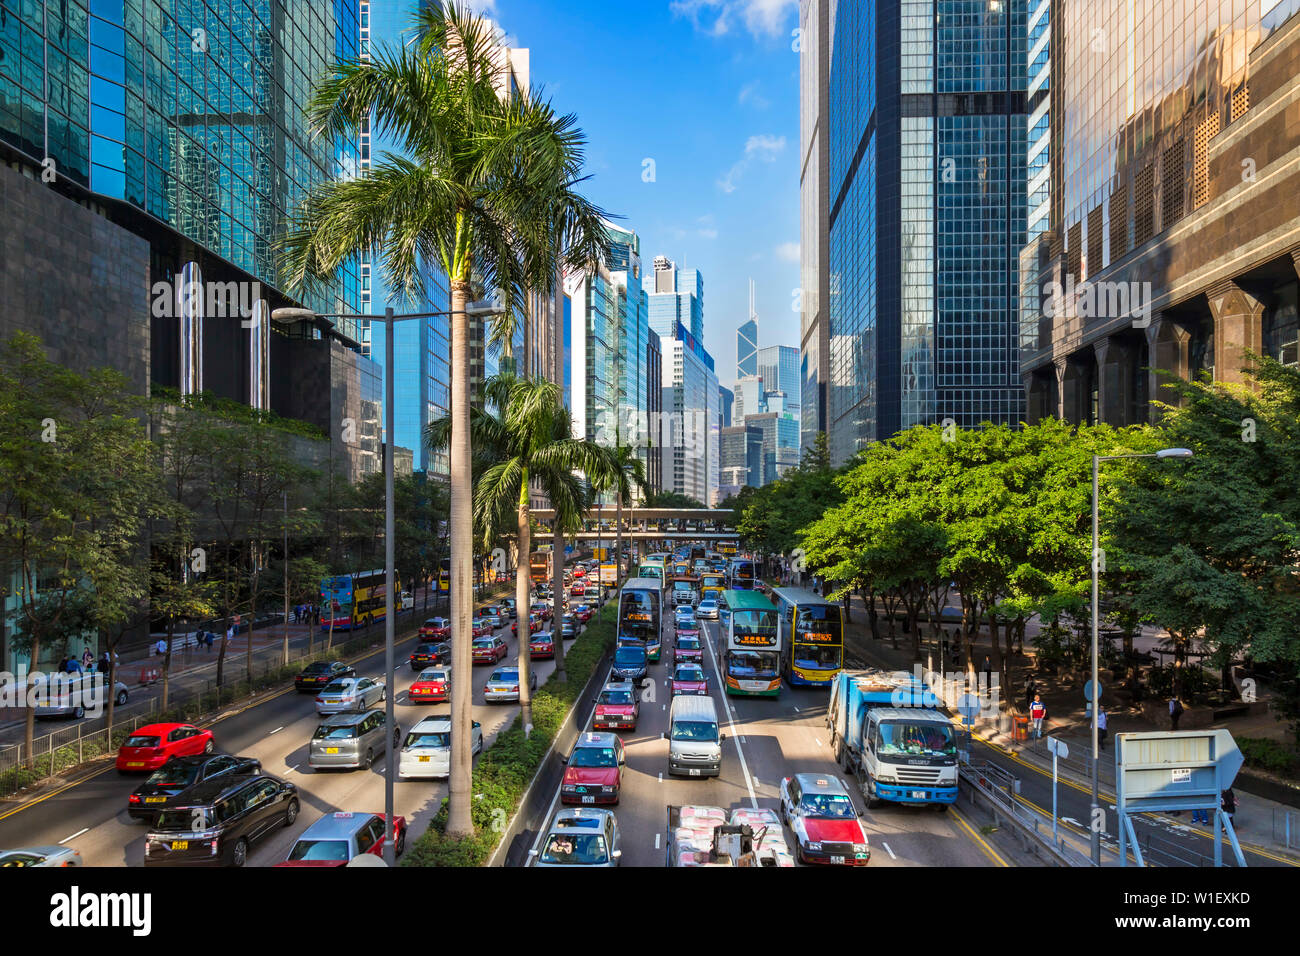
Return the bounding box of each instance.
[1191,804,1210,825]
[1220,788,1236,831]
[1025,676,1037,714]
[1030,695,1046,738]
[982,656,992,692]
[1097,706,1108,751]
[1169,696,1184,730]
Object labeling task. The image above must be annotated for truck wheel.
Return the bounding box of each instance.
[863,774,881,810]
[833,733,845,766]
[936,803,949,813]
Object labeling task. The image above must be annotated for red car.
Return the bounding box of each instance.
[560,732,625,805]
[419,617,450,640]
[529,633,556,660]
[670,663,709,696]
[275,811,407,866]
[570,583,586,597]
[116,723,214,773]
[673,632,703,664]
[472,636,508,664]
[779,773,871,866]
[592,681,639,731]
[530,602,552,621]
[573,605,594,624]
[511,613,543,637]
[573,566,586,579]
[408,667,450,703]
[471,618,494,638]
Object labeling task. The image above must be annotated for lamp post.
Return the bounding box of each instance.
[274,299,503,865]
[1089,446,1192,866]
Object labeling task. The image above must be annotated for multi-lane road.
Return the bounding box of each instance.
[527,613,1003,867]
[0,610,573,867]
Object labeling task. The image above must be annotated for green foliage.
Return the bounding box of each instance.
[643,491,706,509]
[151,386,327,440]
[402,600,617,867]
[1236,737,1299,777]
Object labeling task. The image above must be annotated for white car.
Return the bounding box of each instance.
[696,599,719,620]
[398,717,483,779]
[314,676,385,715]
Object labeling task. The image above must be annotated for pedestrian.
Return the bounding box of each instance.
[99,650,111,677]
[1025,676,1037,714]
[1220,788,1236,831]
[1169,695,1184,730]
[154,637,167,656]
[1097,706,1108,751]
[81,648,94,670]
[66,656,82,674]
[1191,804,1210,825]
[1030,694,1046,738]
[205,631,215,651]
[982,655,992,691]
[226,623,235,647]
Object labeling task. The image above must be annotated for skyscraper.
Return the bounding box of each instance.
[824,0,1029,464]
[799,0,831,451]
[737,278,759,379]
[718,385,734,428]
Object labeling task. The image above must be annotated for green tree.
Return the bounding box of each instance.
[283,2,609,839]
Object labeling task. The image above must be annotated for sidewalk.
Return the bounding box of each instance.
[831,586,1300,864]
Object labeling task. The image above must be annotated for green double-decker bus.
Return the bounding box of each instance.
[720,590,781,697]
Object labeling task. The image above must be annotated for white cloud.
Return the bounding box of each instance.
[672,215,721,240]
[462,0,500,14]
[775,241,800,262]
[717,134,787,193]
[738,80,770,109]
[669,0,798,39]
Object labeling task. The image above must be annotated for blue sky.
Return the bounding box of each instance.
[469,0,802,388]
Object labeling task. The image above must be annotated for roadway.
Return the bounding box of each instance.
[0,610,584,867]
[527,613,1002,867]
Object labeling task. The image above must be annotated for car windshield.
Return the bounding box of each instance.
[123,735,160,748]
[418,670,447,682]
[405,731,450,749]
[878,722,957,757]
[614,647,646,666]
[677,637,700,650]
[800,792,857,819]
[489,670,517,683]
[145,762,200,786]
[314,724,358,740]
[569,746,617,768]
[303,662,332,674]
[322,681,352,694]
[473,639,493,649]
[699,602,717,611]
[415,645,437,655]
[599,689,633,705]
[288,839,351,862]
[541,833,608,865]
[675,667,705,682]
[670,720,717,741]
[423,620,441,628]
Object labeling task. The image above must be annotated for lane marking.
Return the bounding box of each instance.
[882,840,896,860]
[948,805,1009,867]
[268,726,283,735]
[704,634,758,809]
[59,828,88,845]
[655,833,661,850]
[658,772,663,783]
[815,737,822,747]
[287,765,299,773]
[793,706,800,713]
[740,735,746,743]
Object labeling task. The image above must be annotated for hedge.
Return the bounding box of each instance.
[401,600,618,867]
[1237,736,1300,777]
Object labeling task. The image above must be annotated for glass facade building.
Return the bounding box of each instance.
[737,317,758,378]
[825,0,1029,464]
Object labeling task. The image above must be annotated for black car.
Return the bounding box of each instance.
[144,773,299,867]
[409,641,451,671]
[127,753,261,822]
[295,660,356,692]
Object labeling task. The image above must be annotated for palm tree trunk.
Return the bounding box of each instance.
[447,277,475,840]
[552,523,567,682]
[516,471,534,735]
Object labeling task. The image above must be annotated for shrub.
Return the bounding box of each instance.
[401,600,617,867]
[1237,736,1299,777]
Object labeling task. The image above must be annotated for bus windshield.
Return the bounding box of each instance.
[792,643,843,668]
[796,606,842,641]
[878,722,957,758]
[732,610,777,641]
[727,650,780,679]
[620,621,658,645]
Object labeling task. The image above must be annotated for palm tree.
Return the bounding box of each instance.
[280,3,609,839]
[429,372,614,730]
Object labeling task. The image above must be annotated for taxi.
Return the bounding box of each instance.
[779,773,871,866]
[592,681,639,731]
[560,732,625,806]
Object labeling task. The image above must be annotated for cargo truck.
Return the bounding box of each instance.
[826,669,959,809]
[666,805,761,866]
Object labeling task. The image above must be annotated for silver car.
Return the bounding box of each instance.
[314,676,385,715]
[696,599,719,620]
[308,710,397,771]
[0,846,83,867]
[398,716,483,779]
[529,808,621,867]
[483,666,537,704]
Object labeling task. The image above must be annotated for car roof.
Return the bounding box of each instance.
[160,772,273,806]
[318,710,376,727]
[411,716,452,731]
[574,731,618,749]
[490,667,519,676]
[293,811,378,840]
[550,807,614,830]
[133,722,193,734]
[602,681,634,693]
[416,668,448,678]
[793,773,850,795]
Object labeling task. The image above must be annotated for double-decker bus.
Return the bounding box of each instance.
[698,570,727,603]
[771,587,845,687]
[636,560,664,583]
[720,590,781,697]
[529,550,552,585]
[617,577,664,662]
[728,559,756,591]
[320,570,398,630]
[436,558,450,592]
[717,541,738,557]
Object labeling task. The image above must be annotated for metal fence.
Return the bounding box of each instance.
[958,758,1091,866]
[1273,808,1300,851]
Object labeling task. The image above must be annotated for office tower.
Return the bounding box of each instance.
[824,0,1029,464]
[0,0,382,478]
[646,256,704,342]
[720,424,764,492]
[719,385,734,428]
[799,0,831,451]
[646,330,663,496]
[738,279,759,378]
[756,344,802,460]
[733,375,766,422]
[1021,2,1300,424]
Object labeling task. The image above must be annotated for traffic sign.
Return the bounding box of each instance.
[1046,736,1069,759]
[956,694,981,721]
[1083,680,1102,701]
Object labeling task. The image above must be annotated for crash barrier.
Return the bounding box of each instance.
[958,758,1091,866]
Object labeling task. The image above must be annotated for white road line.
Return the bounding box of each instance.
[268,726,283,735]
[658,772,663,783]
[793,706,800,713]
[287,765,299,773]
[883,841,896,860]
[662,704,666,710]
[704,628,759,810]
[655,833,661,850]
[59,828,88,845]
[815,738,822,747]
[527,664,614,864]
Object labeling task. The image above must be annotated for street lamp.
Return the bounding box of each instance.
[1089,446,1192,866]
[272,298,503,865]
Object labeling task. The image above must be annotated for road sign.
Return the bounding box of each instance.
[1046,736,1069,759]
[956,694,981,725]
[1083,680,1102,701]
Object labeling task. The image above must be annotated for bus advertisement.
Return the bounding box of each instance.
[772,587,844,687]
[721,590,781,697]
[717,541,738,556]
[729,559,756,590]
[530,550,552,585]
[320,570,397,630]
[617,578,664,662]
[437,559,450,592]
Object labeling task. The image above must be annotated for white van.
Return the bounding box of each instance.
[667,695,723,778]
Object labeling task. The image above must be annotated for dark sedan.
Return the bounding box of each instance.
[127,753,261,823]
[294,660,355,692]
[409,641,451,671]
